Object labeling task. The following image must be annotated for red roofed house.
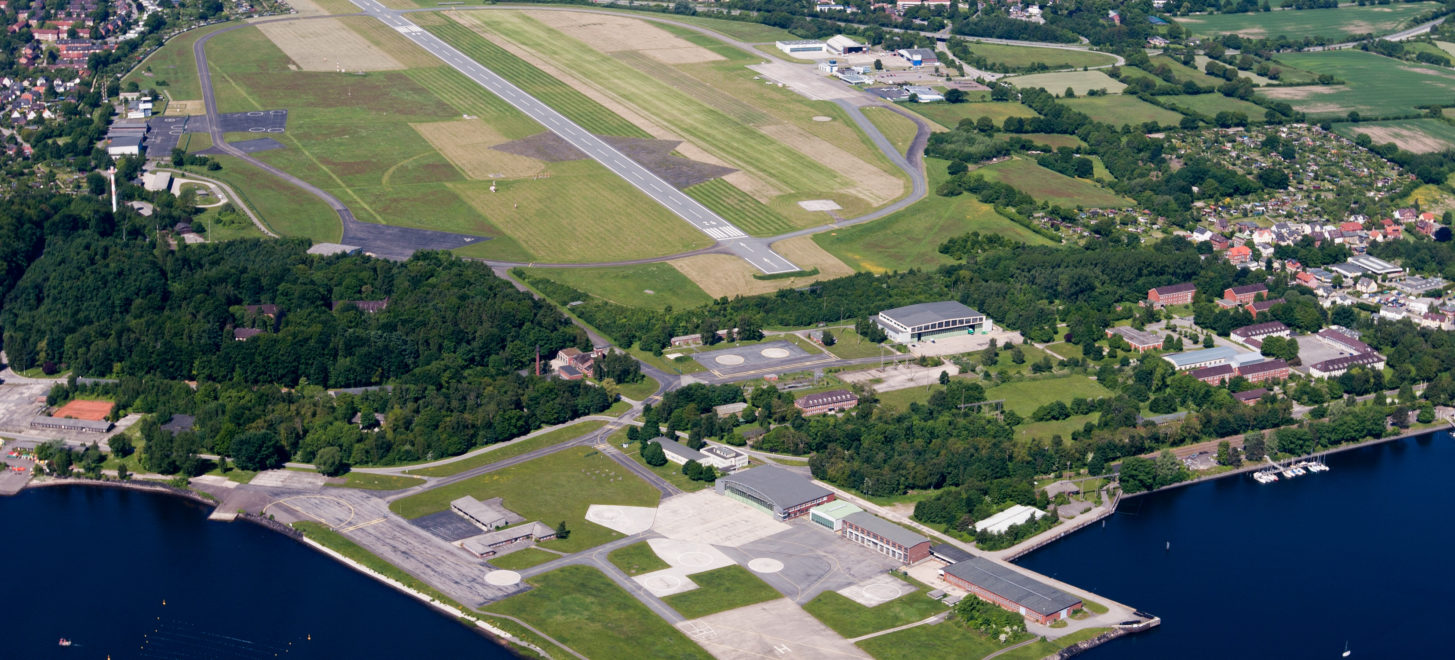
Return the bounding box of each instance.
[1236,359,1290,384]
[1224,284,1268,304]
[1339,221,1363,232]
[795,389,859,416]
[551,347,604,380]
[1227,245,1252,265]
[1148,282,1196,306]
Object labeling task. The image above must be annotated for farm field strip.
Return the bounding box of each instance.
[1003,70,1127,96]
[1061,95,1184,127]
[961,42,1117,70]
[447,10,901,209]
[1263,50,1455,117]
[1174,3,1440,40]
[1157,94,1266,118]
[974,157,1133,208]
[1333,118,1455,153]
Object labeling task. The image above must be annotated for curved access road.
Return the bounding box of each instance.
[192,18,490,260]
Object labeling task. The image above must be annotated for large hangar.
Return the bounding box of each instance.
[876,301,993,344]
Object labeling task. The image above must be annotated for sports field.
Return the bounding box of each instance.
[440,10,906,226]
[960,42,1116,70]
[1335,118,1455,153]
[1262,50,1455,118]
[1061,95,1183,127]
[52,399,113,421]
[816,158,1053,272]
[984,375,1113,417]
[201,22,715,262]
[1174,3,1438,40]
[1003,70,1126,97]
[908,101,1038,129]
[972,157,1133,208]
[1158,94,1266,119]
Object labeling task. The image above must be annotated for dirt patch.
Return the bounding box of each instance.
[164,100,202,116]
[1398,65,1451,77]
[1259,86,1338,100]
[52,399,114,421]
[255,18,403,72]
[413,119,546,179]
[671,236,851,298]
[759,124,904,206]
[492,133,737,187]
[1348,125,1455,154]
[527,11,723,64]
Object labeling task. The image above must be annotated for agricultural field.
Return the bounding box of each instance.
[1003,70,1126,97]
[524,263,712,310]
[440,10,907,227]
[1334,118,1455,153]
[1262,50,1455,118]
[972,157,1133,208]
[1061,95,1184,127]
[1146,55,1226,88]
[388,446,659,553]
[815,158,1053,273]
[907,101,1038,130]
[1158,94,1267,119]
[1174,3,1439,40]
[958,42,1117,70]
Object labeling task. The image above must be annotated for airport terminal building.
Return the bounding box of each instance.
[876,301,993,344]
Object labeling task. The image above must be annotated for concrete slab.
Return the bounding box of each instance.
[191,475,238,490]
[635,569,700,598]
[249,470,327,490]
[647,537,736,573]
[585,504,657,535]
[485,570,521,586]
[797,199,841,211]
[691,340,826,377]
[724,522,899,603]
[906,328,1025,358]
[840,362,960,394]
[837,573,914,607]
[652,491,789,548]
[904,559,961,597]
[412,510,484,543]
[680,598,869,660]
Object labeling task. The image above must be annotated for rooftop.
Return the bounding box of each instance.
[719,466,832,508]
[810,500,863,519]
[880,301,983,327]
[1151,282,1196,295]
[1163,346,1240,368]
[651,437,706,462]
[843,511,929,548]
[1231,321,1288,338]
[797,389,858,409]
[942,556,1082,615]
[930,543,974,564]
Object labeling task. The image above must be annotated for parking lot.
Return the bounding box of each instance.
[906,327,1025,357]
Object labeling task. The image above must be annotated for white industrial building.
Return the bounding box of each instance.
[877,301,993,344]
[974,504,1046,534]
[107,135,143,156]
[825,35,866,55]
[651,438,746,472]
[903,86,944,102]
[776,39,827,55]
[143,171,172,192]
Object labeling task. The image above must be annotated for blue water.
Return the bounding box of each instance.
[1017,430,1455,659]
[1,486,515,659]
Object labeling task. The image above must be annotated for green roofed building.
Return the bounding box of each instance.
[809,500,864,531]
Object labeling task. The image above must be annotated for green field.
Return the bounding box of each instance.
[973,157,1133,208]
[444,10,904,220]
[856,620,1012,660]
[607,541,671,576]
[662,565,783,619]
[1158,94,1268,119]
[390,445,657,552]
[488,565,712,660]
[863,106,924,155]
[325,472,425,490]
[1263,50,1455,118]
[1061,95,1184,127]
[191,155,341,242]
[908,102,1038,131]
[523,263,712,310]
[822,327,893,360]
[1175,3,1438,40]
[802,581,947,637]
[124,22,238,102]
[685,179,798,236]
[998,132,1085,149]
[1335,118,1455,153]
[404,421,606,477]
[486,547,559,570]
[1003,71,1127,97]
[1145,56,1226,88]
[984,375,1113,417]
[815,158,1053,273]
[960,42,1117,70]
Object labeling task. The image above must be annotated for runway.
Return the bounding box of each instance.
[348,0,801,274]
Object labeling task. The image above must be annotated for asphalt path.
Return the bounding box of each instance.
[349,0,801,273]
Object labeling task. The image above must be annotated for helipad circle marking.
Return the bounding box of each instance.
[714,354,745,366]
[485,570,521,586]
[761,347,791,359]
[864,583,902,600]
[748,558,784,573]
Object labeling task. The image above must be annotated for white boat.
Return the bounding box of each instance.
[1253,471,1278,484]
[1282,469,1297,478]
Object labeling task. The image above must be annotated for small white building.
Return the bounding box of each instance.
[143,171,172,192]
[974,504,1046,535]
[106,135,143,156]
[702,445,748,471]
[903,85,945,102]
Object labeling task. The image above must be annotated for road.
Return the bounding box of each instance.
[349,0,801,274]
[1307,15,1449,50]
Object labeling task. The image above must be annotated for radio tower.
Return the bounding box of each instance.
[108,167,117,214]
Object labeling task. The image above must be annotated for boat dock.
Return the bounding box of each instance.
[1252,455,1329,484]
